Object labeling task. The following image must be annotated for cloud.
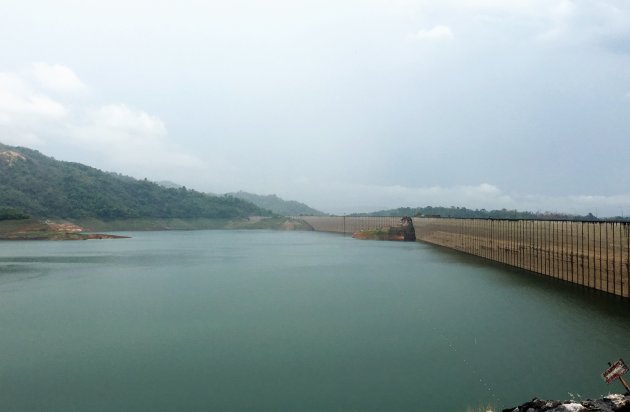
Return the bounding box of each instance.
[293,182,514,214]
[84,104,167,142]
[410,25,454,41]
[291,181,630,217]
[0,64,205,177]
[30,63,87,94]
[70,103,205,170]
[403,1,630,53]
[0,72,67,119]
[0,70,68,146]
[534,1,630,51]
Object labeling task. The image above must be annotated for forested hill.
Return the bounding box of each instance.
[229,191,326,216]
[0,142,271,220]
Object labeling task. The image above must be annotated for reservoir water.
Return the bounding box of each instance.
[1,230,629,411]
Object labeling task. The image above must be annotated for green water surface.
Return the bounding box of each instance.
[0,230,628,411]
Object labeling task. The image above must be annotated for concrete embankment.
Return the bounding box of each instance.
[299,216,630,299]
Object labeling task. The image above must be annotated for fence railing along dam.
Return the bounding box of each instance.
[299,216,630,298]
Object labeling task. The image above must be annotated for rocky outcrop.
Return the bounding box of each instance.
[0,219,129,240]
[0,150,26,166]
[503,395,630,412]
[352,227,405,241]
[0,231,129,240]
[400,216,416,241]
[72,233,130,240]
[352,216,416,241]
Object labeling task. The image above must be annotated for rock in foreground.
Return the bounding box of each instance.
[503,394,630,412]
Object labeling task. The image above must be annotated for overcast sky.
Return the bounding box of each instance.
[1,0,629,215]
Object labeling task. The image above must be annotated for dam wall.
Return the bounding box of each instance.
[299,216,403,235]
[414,217,630,298]
[299,216,630,298]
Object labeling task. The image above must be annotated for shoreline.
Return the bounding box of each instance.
[0,217,314,240]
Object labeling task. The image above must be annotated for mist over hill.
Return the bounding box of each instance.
[0,142,270,220]
[229,191,326,217]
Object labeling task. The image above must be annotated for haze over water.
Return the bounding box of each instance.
[1,230,629,411]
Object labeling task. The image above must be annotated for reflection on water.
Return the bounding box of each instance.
[0,231,628,411]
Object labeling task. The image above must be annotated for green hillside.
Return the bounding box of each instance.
[229,191,326,216]
[0,142,271,220]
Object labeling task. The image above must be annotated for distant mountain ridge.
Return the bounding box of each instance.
[350,205,606,221]
[0,142,270,220]
[229,191,326,216]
